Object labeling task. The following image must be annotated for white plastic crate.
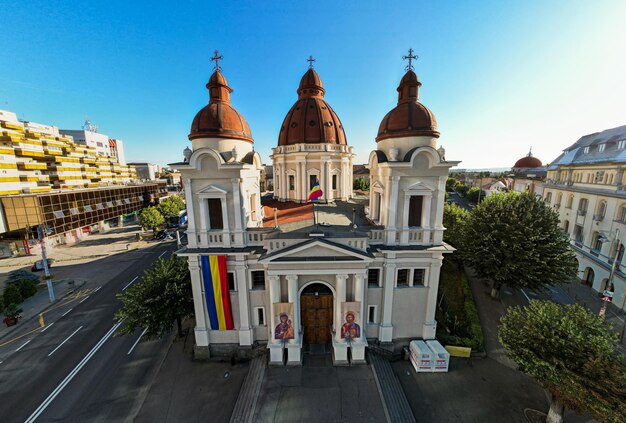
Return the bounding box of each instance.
[409,340,433,372]
[426,340,450,372]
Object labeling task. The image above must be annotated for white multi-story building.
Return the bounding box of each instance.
[543,125,626,311]
[173,59,458,365]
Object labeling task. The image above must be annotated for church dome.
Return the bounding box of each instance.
[513,150,542,168]
[376,70,439,142]
[278,68,347,146]
[189,70,253,143]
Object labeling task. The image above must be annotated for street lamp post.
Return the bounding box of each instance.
[600,228,619,318]
[37,224,55,303]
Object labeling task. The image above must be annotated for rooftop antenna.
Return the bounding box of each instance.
[83,116,98,133]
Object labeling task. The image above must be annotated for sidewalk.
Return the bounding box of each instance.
[0,225,158,340]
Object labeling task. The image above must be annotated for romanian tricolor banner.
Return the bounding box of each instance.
[200,256,234,330]
[307,181,323,202]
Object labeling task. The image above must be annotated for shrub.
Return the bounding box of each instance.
[6,269,39,286]
[436,261,484,351]
[2,284,23,308]
[18,279,38,299]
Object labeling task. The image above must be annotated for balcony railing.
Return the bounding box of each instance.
[576,209,587,216]
[592,214,604,221]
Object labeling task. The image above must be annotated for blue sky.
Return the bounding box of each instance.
[1,1,625,169]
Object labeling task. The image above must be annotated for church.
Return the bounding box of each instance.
[172,51,459,365]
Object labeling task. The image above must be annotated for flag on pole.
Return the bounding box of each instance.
[200,256,234,330]
[307,181,323,202]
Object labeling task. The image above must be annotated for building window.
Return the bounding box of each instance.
[598,143,605,152]
[96,203,104,210]
[53,210,65,218]
[254,307,265,326]
[289,175,295,191]
[83,205,93,212]
[70,208,79,215]
[332,174,337,190]
[544,192,552,204]
[413,269,425,286]
[368,305,377,324]
[309,175,317,189]
[619,140,626,150]
[618,205,626,223]
[396,269,409,287]
[207,198,223,229]
[106,201,114,208]
[565,195,574,209]
[367,269,380,287]
[573,225,584,245]
[583,146,590,154]
[251,270,265,290]
[591,232,602,256]
[227,272,236,291]
[563,220,570,233]
[408,195,423,227]
[577,198,588,215]
[595,202,606,221]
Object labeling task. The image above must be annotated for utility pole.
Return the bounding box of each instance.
[37,224,55,303]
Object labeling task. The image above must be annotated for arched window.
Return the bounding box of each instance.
[544,192,552,204]
[595,201,607,221]
[556,192,563,207]
[566,194,574,209]
[617,205,626,222]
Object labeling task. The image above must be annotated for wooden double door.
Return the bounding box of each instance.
[301,294,333,344]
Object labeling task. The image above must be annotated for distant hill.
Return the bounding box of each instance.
[450,167,510,173]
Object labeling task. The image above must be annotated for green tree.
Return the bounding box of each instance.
[499,300,626,423]
[456,184,469,196]
[353,177,370,191]
[2,284,23,308]
[443,202,470,252]
[139,206,165,233]
[157,196,185,220]
[115,255,193,339]
[466,186,482,203]
[446,177,460,192]
[462,191,577,298]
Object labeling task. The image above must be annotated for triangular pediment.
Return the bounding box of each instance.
[196,184,228,197]
[404,181,433,192]
[371,180,384,190]
[259,238,373,263]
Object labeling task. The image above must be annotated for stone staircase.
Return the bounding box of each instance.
[229,355,266,423]
[369,352,416,423]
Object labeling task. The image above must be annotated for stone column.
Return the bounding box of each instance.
[268,274,283,364]
[326,161,333,202]
[385,176,400,244]
[189,256,210,357]
[184,178,197,248]
[380,260,396,342]
[230,178,242,247]
[354,273,366,342]
[301,160,307,203]
[199,199,208,246]
[335,274,348,342]
[235,259,252,346]
[286,274,301,365]
[422,259,443,339]
[422,194,433,245]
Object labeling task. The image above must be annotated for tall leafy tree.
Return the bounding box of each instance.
[462,191,577,298]
[443,202,469,252]
[139,206,165,233]
[157,196,185,220]
[499,300,626,423]
[115,255,193,339]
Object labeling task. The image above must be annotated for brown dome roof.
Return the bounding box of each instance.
[376,70,439,142]
[278,69,347,146]
[514,151,542,168]
[189,70,253,143]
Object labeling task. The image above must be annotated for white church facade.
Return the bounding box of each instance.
[172,53,458,365]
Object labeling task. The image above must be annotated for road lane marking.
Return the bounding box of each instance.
[127,327,148,355]
[48,326,83,357]
[41,323,55,333]
[79,295,90,304]
[62,308,73,317]
[15,339,31,352]
[520,289,532,303]
[24,319,125,423]
[93,286,102,293]
[122,276,138,291]
[0,326,42,347]
[158,251,167,258]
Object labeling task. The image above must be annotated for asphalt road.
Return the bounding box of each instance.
[0,241,178,423]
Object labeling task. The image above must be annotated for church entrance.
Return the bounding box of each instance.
[301,283,333,344]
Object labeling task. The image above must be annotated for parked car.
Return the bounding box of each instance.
[32,258,54,272]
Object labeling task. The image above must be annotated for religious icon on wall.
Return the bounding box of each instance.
[341,302,361,340]
[273,302,294,340]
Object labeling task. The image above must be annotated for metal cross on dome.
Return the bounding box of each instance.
[402,48,418,71]
[211,50,224,72]
[307,55,315,69]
